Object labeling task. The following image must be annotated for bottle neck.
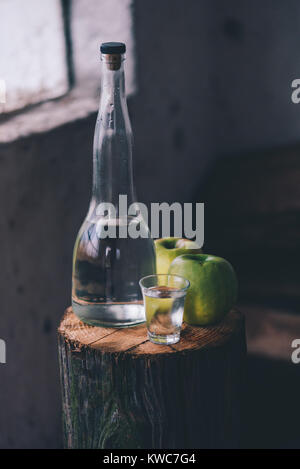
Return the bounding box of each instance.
[91,54,136,212]
[100,56,126,100]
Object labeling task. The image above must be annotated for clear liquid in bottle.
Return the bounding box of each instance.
[72,216,155,327]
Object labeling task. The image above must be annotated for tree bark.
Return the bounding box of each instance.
[58,308,246,449]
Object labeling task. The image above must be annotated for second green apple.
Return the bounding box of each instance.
[169,253,238,325]
[154,237,202,274]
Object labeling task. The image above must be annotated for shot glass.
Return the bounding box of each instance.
[139,274,190,345]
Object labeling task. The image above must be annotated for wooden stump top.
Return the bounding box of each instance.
[58,307,244,357]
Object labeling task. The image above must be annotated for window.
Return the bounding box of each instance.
[0,0,135,119]
[0,0,68,114]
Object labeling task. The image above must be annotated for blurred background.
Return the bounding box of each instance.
[0,0,300,448]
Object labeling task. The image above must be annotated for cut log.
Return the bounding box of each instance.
[58,308,246,449]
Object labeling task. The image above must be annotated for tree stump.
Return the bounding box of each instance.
[58,308,246,449]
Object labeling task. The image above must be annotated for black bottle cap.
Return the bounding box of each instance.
[100,42,126,54]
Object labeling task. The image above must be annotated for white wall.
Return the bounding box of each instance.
[0,0,68,112]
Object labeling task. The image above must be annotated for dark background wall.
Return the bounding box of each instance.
[1,0,300,448]
[132,0,300,204]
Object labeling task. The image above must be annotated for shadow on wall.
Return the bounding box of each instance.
[131,0,215,205]
[0,116,95,448]
[201,144,300,311]
[131,0,300,204]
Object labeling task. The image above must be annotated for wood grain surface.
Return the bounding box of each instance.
[58,307,246,449]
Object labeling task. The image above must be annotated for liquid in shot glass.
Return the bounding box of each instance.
[139,274,190,345]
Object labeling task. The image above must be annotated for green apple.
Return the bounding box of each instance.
[155,237,202,275]
[168,254,238,326]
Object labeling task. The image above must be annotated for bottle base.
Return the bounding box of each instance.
[72,299,146,328]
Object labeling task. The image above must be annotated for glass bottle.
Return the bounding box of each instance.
[72,42,156,327]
